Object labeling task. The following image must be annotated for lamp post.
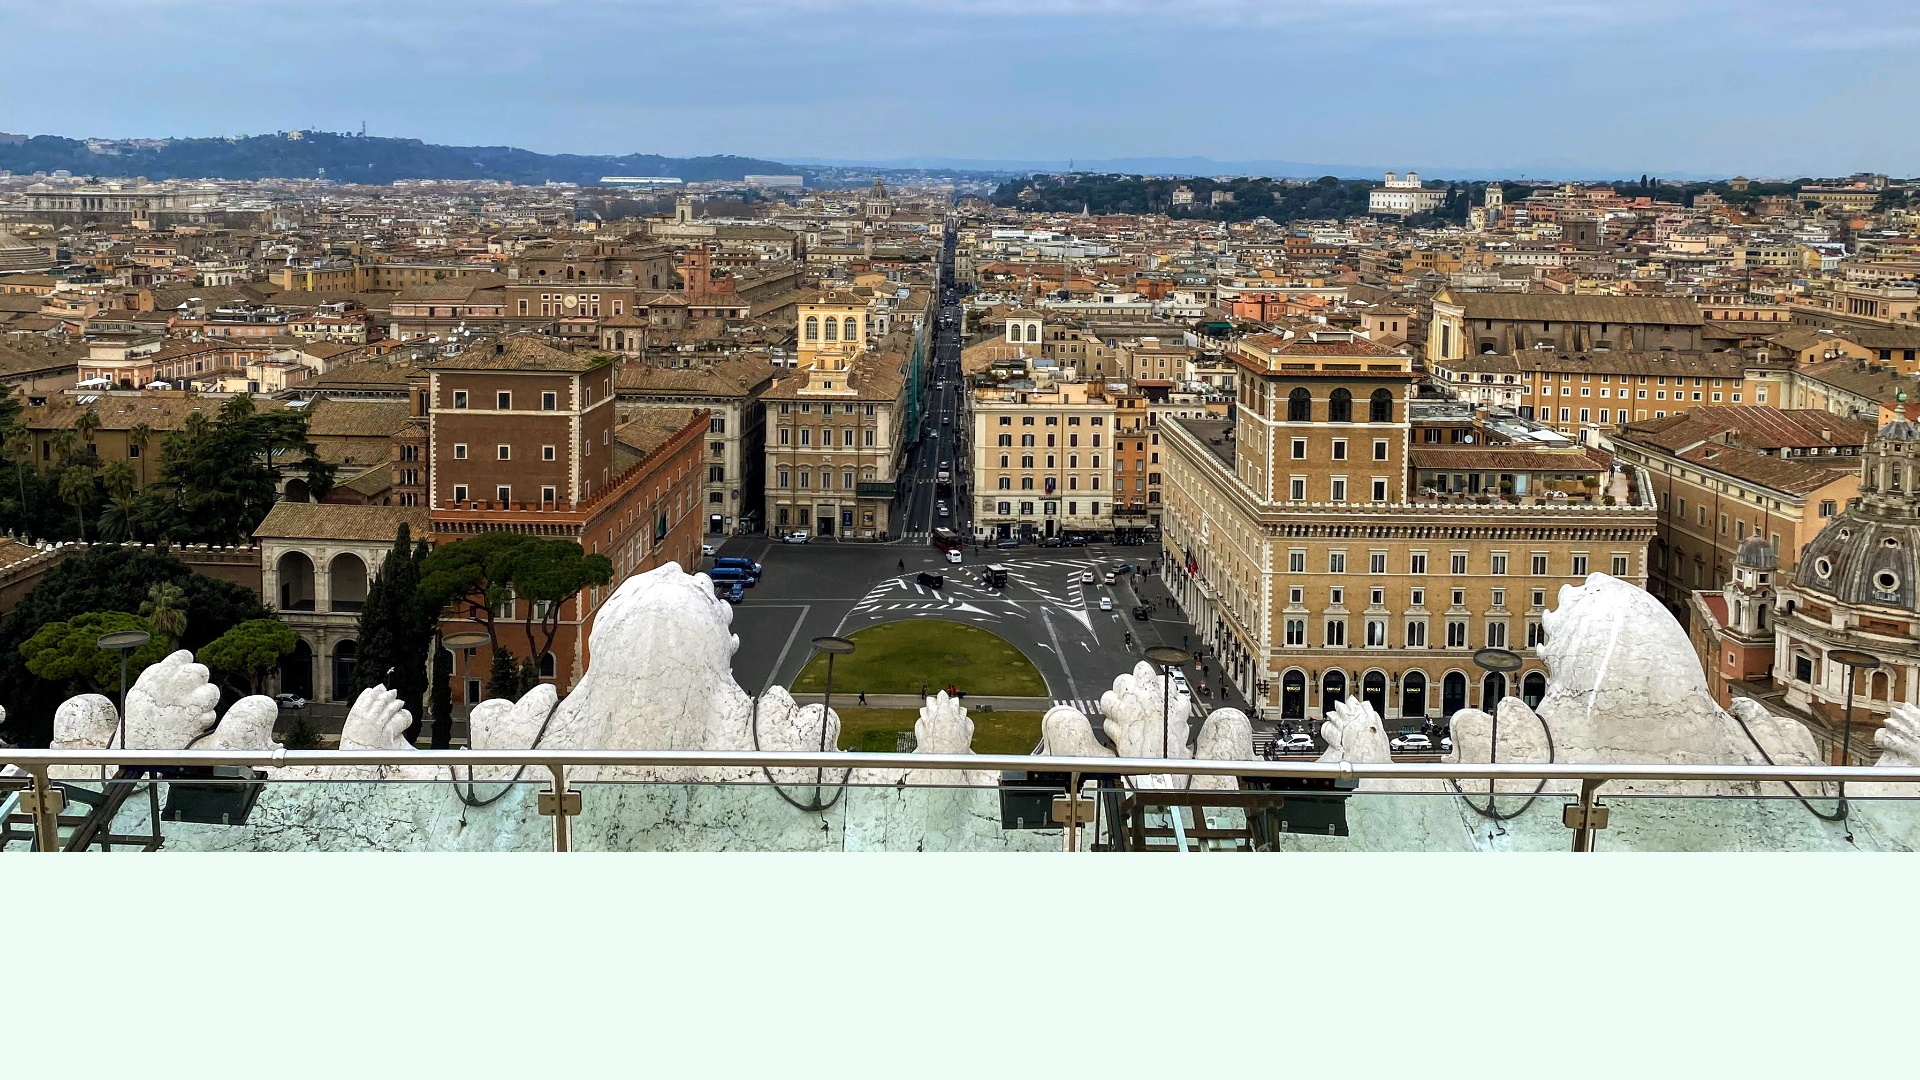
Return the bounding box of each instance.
[1829,648,1881,813]
[96,630,151,776]
[1144,645,1191,761]
[443,631,491,724]
[810,636,856,803]
[1472,647,1523,797]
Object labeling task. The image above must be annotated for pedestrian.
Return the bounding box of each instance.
[921,682,928,698]
[898,558,906,572]
[858,691,867,706]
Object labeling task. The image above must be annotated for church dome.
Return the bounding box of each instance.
[1735,535,1777,570]
[1793,420,1920,612]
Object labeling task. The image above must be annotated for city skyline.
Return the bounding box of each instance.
[4,0,1919,177]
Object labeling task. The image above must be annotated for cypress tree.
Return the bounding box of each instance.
[429,640,453,749]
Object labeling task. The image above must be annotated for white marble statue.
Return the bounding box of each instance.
[852,691,996,787]
[49,694,119,780]
[1852,702,1920,801]
[191,695,282,753]
[124,650,221,751]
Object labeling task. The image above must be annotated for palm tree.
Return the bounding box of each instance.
[127,422,152,486]
[50,428,76,466]
[74,408,101,453]
[141,581,188,648]
[101,460,137,502]
[2,428,30,510]
[57,466,93,541]
[98,495,140,543]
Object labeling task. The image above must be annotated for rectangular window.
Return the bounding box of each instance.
[497,445,511,461]
[1491,554,1508,576]
[542,391,557,411]
[1290,476,1306,501]
[453,390,468,409]
[1290,586,1305,605]
[1370,587,1385,607]
[1330,478,1347,502]
[1409,553,1427,575]
[541,485,556,503]
[1289,550,1306,574]
[1369,552,1387,575]
[1329,552,1346,574]
[1331,439,1347,461]
[1371,478,1387,501]
[1491,589,1505,608]
[453,484,469,502]
[1611,554,1630,576]
[497,391,512,410]
[453,443,467,460]
[1572,555,1590,576]
[1450,553,1468,574]
[1373,439,1389,461]
[1531,553,1548,575]
[1532,589,1546,608]
[1291,438,1306,459]
[1410,588,1425,607]
[496,485,511,503]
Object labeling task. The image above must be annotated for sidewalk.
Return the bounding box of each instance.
[788,693,1051,710]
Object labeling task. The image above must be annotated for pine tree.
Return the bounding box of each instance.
[488,645,521,702]
[429,640,453,749]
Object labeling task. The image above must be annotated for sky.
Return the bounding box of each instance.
[4,0,1920,178]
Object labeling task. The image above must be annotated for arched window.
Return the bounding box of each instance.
[276,551,316,612]
[804,316,818,341]
[1026,323,1038,342]
[1281,669,1307,719]
[1872,671,1891,700]
[1288,388,1312,422]
[539,653,556,679]
[823,318,837,341]
[1401,670,1427,718]
[328,553,368,613]
[331,640,358,702]
[1362,671,1387,717]
[1522,671,1546,709]
[1369,388,1393,423]
[1329,388,1353,423]
[1482,671,1507,707]
[1442,671,1467,717]
[844,317,858,340]
[1322,670,1347,711]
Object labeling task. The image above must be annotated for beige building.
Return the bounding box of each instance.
[763,342,907,541]
[970,380,1117,541]
[1159,327,1657,724]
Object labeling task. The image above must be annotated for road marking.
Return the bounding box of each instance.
[759,603,813,694]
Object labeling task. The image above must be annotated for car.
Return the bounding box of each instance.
[995,538,1020,549]
[714,556,762,577]
[701,544,716,557]
[721,583,745,604]
[783,530,810,544]
[1063,536,1088,547]
[1169,671,1191,697]
[1081,571,1095,584]
[1132,605,1151,621]
[945,548,963,564]
[937,502,950,517]
[274,693,308,711]
[1439,735,1454,753]
[916,571,945,589]
[1390,733,1435,754]
[1103,572,1116,585]
[1098,597,1113,611]
[1282,733,1317,755]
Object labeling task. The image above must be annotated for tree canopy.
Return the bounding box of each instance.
[150,396,335,545]
[418,531,612,684]
[197,618,298,695]
[19,611,170,694]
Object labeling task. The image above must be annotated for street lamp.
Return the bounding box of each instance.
[1830,648,1881,812]
[1472,647,1523,796]
[97,629,151,773]
[1144,645,1191,761]
[443,631,491,722]
[810,636,856,803]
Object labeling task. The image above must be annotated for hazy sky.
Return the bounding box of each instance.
[5,0,1919,177]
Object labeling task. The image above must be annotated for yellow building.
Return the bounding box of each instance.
[796,290,869,372]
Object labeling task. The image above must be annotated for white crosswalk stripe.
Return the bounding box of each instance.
[1049,698,1104,717]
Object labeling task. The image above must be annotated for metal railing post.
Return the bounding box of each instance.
[1565,778,1608,852]
[25,767,62,853]
[538,764,579,853]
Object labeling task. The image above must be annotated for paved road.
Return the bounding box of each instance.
[891,232,968,543]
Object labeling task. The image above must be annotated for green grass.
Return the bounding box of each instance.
[834,708,1045,755]
[792,620,1047,697]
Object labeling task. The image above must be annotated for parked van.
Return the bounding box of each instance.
[708,567,756,587]
[713,556,762,579]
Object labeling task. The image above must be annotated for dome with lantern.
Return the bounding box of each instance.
[1793,419,1920,612]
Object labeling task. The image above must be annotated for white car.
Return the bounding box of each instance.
[1081,571,1096,584]
[1169,670,1191,697]
[701,544,716,557]
[1390,733,1435,754]
[1099,597,1113,611]
[1282,734,1316,755]
[783,530,810,544]
[1103,572,1117,585]
[937,502,950,517]
[945,548,963,564]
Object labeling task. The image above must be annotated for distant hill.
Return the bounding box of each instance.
[0,131,804,185]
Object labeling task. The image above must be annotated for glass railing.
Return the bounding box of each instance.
[6,750,1920,852]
